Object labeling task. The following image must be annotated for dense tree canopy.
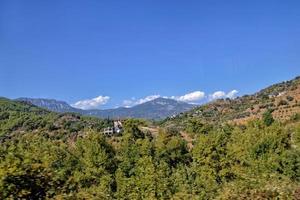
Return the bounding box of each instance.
[0,98,300,199]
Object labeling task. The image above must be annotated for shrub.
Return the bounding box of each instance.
[291,113,300,122]
[286,96,294,102]
[278,100,288,106]
[0,112,9,120]
[278,150,300,181]
[262,110,274,126]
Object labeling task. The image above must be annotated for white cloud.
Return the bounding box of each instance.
[122,95,160,107]
[209,90,238,100]
[72,96,110,110]
[226,90,238,99]
[122,100,135,108]
[136,95,161,104]
[171,91,205,103]
[122,91,206,107]
[211,91,226,100]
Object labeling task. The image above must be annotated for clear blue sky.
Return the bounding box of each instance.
[1,1,300,109]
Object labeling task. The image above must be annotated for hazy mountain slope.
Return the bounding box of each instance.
[17,98,82,113]
[87,97,195,119]
[17,97,195,120]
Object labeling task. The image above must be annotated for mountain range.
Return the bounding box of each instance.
[14,75,300,123]
[17,97,195,120]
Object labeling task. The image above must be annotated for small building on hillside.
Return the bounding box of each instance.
[103,120,123,136]
[103,127,114,136]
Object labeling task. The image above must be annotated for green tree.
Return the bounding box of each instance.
[263,110,274,126]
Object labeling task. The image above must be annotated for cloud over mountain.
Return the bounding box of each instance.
[72,96,110,110]
[209,90,238,100]
[122,95,161,107]
[122,91,206,108]
[171,91,205,103]
[121,89,238,108]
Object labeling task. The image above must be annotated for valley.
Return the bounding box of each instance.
[1,76,300,199]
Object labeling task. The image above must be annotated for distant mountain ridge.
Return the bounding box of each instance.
[16,97,195,120]
[17,98,81,113]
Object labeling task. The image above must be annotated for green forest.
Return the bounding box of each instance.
[1,98,300,199]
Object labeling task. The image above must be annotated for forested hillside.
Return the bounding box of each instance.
[0,98,112,140]
[1,97,300,199]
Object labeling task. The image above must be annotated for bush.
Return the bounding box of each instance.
[291,113,300,122]
[278,100,288,106]
[263,110,274,126]
[165,125,180,136]
[186,118,212,134]
[278,150,300,181]
[0,112,9,120]
[286,96,294,102]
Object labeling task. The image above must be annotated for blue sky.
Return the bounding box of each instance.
[1,1,300,109]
